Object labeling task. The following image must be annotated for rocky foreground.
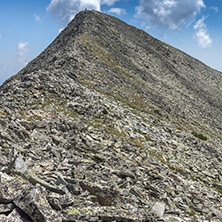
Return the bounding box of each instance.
[0,10,222,221]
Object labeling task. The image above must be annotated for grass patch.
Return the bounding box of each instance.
[191,131,207,141]
[18,110,26,118]
[27,115,42,121]
[97,113,103,118]
[0,111,9,118]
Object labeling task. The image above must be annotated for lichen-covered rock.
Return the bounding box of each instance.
[0,172,32,204]
[14,184,62,222]
[64,206,154,221]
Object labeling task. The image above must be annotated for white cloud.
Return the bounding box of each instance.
[211,7,219,12]
[102,0,118,6]
[18,41,29,66]
[0,42,30,85]
[18,42,28,57]
[47,0,121,24]
[34,13,41,22]
[58,28,64,33]
[194,17,212,48]
[47,0,101,24]
[135,0,205,30]
[108,8,126,16]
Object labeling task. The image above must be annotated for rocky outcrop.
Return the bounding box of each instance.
[0,10,221,221]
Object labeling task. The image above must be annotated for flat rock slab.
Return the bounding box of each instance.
[64,206,154,221]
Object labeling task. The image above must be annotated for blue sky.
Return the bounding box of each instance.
[0,0,222,85]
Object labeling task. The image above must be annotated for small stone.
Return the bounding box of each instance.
[0,155,8,169]
[79,181,120,206]
[33,120,47,128]
[52,136,62,145]
[56,175,80,195]
[90,195,98,203]
[48,197,62,211]
[0,203,15,214]
[56,175,67,186]
[152,201,165,218]
[113,170,135,180]
[5,155,27,174]
[66,183,81,195]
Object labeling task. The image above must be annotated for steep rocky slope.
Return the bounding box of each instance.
[0,10,221,222]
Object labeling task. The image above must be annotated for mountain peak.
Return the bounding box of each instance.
[0,10,222,222]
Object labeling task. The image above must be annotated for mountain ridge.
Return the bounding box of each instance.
[2,10,221,130]
[0,10,221,222]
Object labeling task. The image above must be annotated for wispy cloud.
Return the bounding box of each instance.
[47,0,101,24]
[18,41,29,66]
[0,42,30,85]
[101,0,118,6]
[194,17,212,48]
[211,7,219,12]
[34,13,41,22]
[108,8,126,16]
[135,0,205,30]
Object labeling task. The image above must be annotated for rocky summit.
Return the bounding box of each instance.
[0,10,222,222]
